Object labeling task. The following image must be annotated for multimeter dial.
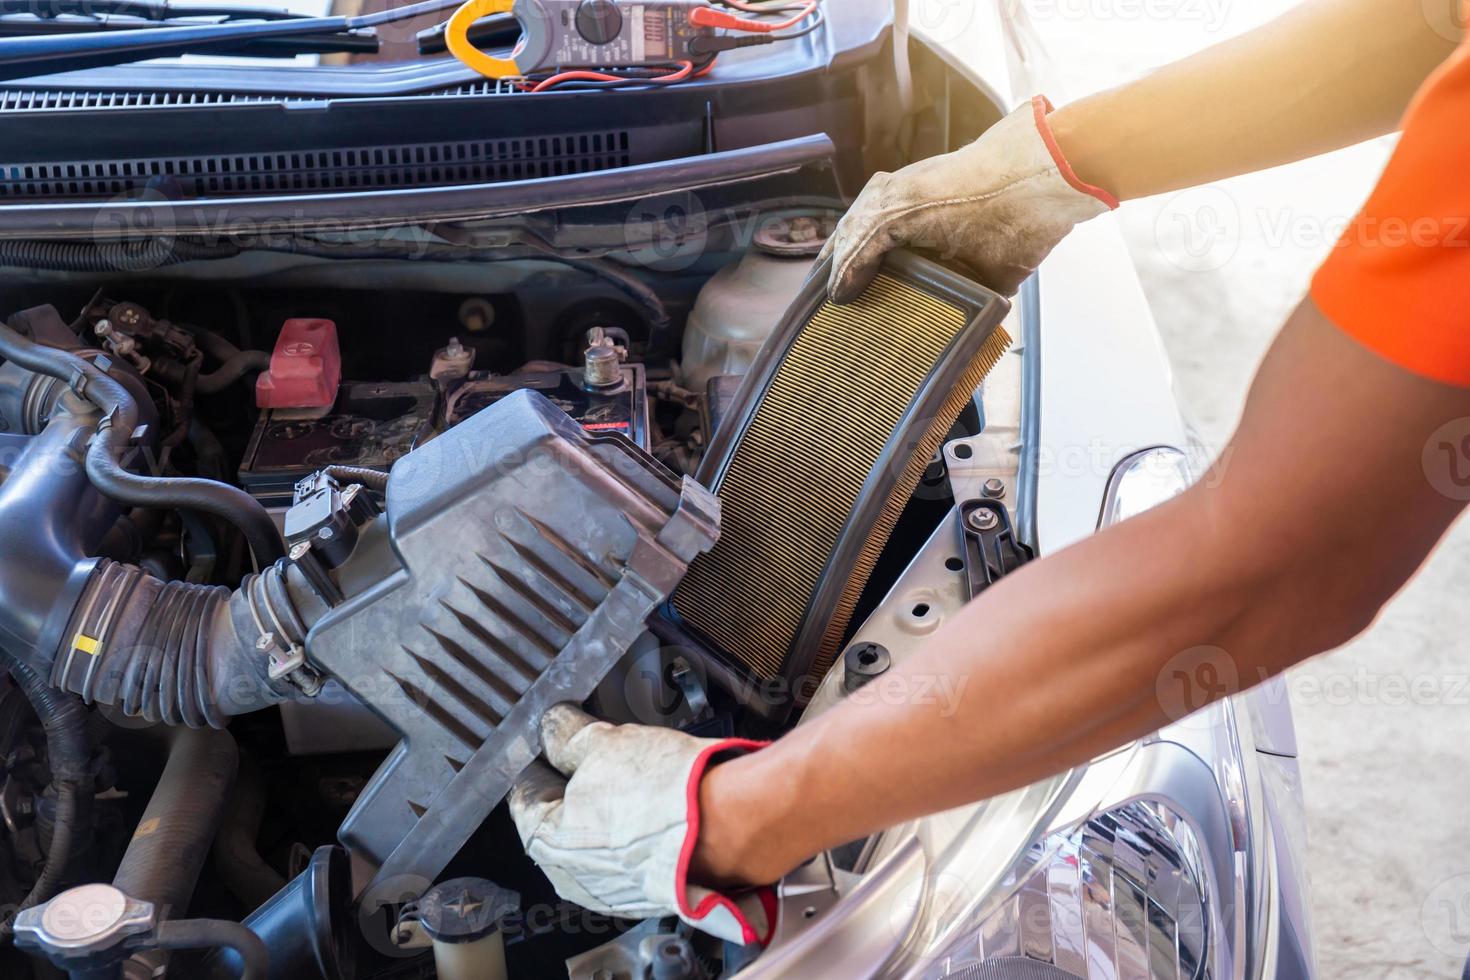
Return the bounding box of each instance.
[575,0,624,44]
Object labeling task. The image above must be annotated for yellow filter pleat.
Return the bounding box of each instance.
[673,272,1011,686]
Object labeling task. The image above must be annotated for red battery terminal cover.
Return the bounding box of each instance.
[256,318,341,410]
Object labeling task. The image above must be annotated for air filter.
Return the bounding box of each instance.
[670,251,1010,711]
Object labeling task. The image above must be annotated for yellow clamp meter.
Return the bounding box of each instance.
[447,0,724,80]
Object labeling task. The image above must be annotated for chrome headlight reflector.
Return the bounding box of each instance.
[1098,447,1192,528]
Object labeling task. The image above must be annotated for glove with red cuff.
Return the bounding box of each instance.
[820,95,1120,301]
[508,704,776,946]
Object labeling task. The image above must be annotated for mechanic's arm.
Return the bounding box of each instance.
[1051,0,1456,199]
[823,0,1457,300]
[693,299,1470,886]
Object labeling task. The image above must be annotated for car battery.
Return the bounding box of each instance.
[240,366,649,508]
[239,381,437,507]
[444,364,649,449]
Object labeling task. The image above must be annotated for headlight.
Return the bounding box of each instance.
[746,445,1272,980]
[1098,447,1193,528]
[896,800,1211,980]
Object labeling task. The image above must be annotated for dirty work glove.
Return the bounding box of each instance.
[509,704,774,945]
[821,95,1119,301]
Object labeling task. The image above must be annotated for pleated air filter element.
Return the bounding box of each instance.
[671,251,1011,708]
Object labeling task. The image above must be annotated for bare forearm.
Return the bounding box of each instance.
[1049,0,1457,200]
[693,301,1470,887]
[697,495,1277,884]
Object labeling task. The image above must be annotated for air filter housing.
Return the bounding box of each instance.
[671,252,1010,712]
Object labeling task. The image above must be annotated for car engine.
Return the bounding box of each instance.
[0,218,1012,979]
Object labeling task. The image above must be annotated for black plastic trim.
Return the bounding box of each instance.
[0,133,837,238]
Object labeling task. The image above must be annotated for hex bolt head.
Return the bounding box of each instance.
[968,508,999,532]
[981,478,1006,499]
[843,642,892,693]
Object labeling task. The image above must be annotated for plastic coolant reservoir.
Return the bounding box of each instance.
[679,236,820,392]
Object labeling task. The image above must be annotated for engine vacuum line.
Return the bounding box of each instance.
[0,319,286,566]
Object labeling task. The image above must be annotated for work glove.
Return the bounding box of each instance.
[508,704,775,945]
[821,96,1119,301]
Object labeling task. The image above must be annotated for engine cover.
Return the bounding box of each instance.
[304,389,719,900]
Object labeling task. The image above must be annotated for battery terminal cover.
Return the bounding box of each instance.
[256,318,342,410]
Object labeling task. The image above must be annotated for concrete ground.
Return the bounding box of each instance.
[1014,4,1470,977]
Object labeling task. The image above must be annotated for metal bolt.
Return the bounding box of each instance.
[843,642,892,693]
[289,542,311,561]
[968,508,999,532]
[981,478,1006,499]
[584,344,621,388]
[317,526,335,541]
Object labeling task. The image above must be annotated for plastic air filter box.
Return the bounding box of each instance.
[669,251,1010,716]
[304,389,720,899]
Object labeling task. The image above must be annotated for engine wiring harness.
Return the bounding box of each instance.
[445,0,824,92]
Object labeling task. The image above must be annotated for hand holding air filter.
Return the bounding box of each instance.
[670,251,1011,716]
[820,97,1120,302]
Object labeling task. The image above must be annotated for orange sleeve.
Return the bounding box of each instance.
[1310,41,1470,387]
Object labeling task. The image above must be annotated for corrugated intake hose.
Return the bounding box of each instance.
[0,317,285,566]
[61,562,233,728]
[0,654,93,937]
[113,727,237,915]
[53,559,326,729]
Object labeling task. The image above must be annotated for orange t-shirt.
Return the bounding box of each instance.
[1311,35,1470,387]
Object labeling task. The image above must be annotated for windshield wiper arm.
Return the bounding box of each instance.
[0,16,381,55]
[0,0,462,80]
[0,2,310,21]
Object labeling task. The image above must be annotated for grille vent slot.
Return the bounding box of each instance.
[0,129,631,200]
[0,79,520,113]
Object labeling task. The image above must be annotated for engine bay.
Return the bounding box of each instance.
[0,214,1024,980]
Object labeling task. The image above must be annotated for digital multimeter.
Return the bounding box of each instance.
[447,0,717,79]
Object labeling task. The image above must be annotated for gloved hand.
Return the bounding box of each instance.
[509,704,775,945]
[820,96,1119,302]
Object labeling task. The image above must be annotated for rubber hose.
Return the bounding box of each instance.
[0,655,92,935]
[0,318,285,566]
[321,465,389,493]
[196,350,269,394]
[211,754,287,913]
[179,323,244,364]
[154,918,268,980]
[0,238,240,273]
[113,727,238,914]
